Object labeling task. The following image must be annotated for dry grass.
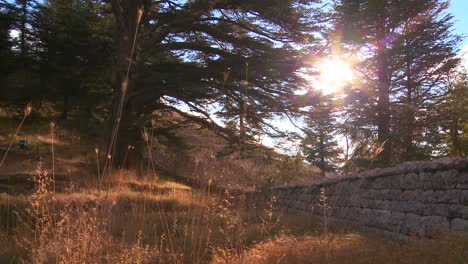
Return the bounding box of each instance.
[0,109,321,188]
[1,168,468,263]
[215,233,468,264]
[151,109,322,188]
[0,169,287,263]
[110,169,191,191]
[1,107,467,264]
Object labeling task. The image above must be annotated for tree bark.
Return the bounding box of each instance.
[18,0,27,59]
[404,54,415,160]
[376,37,392,166]
[319,131,325,172]
[61,93,69,120]
[107,0,145,168]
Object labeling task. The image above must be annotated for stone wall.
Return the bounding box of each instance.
[272,158,468,239]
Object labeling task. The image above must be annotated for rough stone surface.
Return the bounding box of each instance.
[272,157,468,238]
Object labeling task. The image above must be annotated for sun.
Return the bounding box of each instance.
[318,57,353,94]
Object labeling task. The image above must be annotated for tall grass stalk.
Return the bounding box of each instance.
[95,147,101,193]
[148,118,157,178]
[319,187,329,235]
[121,144,134,168]
[50,122,56,195]
[104,7,144,172]
[106,155,112,198]
[142,127,177,262]
[142,128,156,179]
[369,139,387,169]
[0,103,32,168]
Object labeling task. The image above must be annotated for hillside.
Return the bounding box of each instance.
[150,108,322,188]
[0,105,322,189]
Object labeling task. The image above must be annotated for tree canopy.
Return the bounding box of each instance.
[0,0,465,172]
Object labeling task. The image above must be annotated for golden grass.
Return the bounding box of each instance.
[0,109,322,188]
[214,233,468,264]
[111,169,191,191]
[1,173,468,264]
[0,172,261,263]
[1,109,467,263]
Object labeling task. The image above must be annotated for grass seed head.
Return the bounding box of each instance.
[142,129,149,143]
[24,103,32,117]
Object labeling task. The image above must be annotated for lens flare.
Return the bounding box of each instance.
[318,57,353,94]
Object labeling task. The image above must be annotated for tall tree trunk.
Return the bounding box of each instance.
[239,95,245,152]
[343,130,350,174]
[239,63,248,153]
[449,117,462,156]
[18,0,28,92]
[404,56,415,160]
[61,93,69,120]
[107,0,145,168]
[376,40,392,166]
[319,140,325,172]
[19,0,27,59]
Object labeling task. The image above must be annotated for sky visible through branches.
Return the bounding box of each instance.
[249,0,468,154]
[6,0,467,156]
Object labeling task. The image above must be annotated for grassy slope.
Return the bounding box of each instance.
[0,106,322,188]
[149,109,322,188]
[1,105,467,264]
[217,233,468,264]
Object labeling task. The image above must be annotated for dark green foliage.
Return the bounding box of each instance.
[0,2,14,72]
[391,1,462,161]
[0,0,38,101]
[302,95,342,172]
[116,0,325,131]
[438,69,468,157]
[106,0,326,165]
[34,0,114,121]
[333,0,463,167]
[0,0,465,173]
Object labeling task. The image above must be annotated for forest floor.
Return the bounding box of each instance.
[0,111,468,263]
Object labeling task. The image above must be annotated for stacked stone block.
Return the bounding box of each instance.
[272,158,468,238]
